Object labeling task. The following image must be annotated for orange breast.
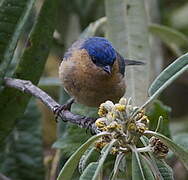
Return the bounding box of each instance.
[59,49,126,107]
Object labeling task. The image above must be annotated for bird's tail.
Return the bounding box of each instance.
[124,59,145,66]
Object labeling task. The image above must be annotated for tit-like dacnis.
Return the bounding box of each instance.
[59,37,144,107]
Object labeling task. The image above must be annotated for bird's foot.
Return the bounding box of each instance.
[53,98,75,122]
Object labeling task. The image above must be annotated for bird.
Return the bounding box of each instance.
[59,37,144,108]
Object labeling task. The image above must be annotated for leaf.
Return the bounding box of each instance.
[111,153,125,180]
[132,150,155,180]
[0,99,44,180]
[124,0,150,105]
[173,133,188,151]
[80,17,106,39]
[168,133,188,159]
[155,158,174,180]
[0,0,57,144]
[39,77,61,87]
[57,132,109,180]
[149,23,188,55]
[105,0,127,55]
[79,147,96,173]
[105,0,130,101]
[140,137,166,180]
[149,52,188,96]
[170,2,188,29]
[147,100,171,138]
[140,156,155,180]
[145,130,188,170]
[71,103,98,118]
[53,124,91,156]
[79,162,98,180]
[0,0,36,83]
[92,139,117,180]
[132,150,145,180]
[142,52,188,109]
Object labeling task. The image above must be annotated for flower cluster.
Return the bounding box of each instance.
[94,98,168,157]
[149,137,169,158]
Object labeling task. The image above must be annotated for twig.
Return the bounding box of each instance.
[0,173,12,180]
[4,77,97,132]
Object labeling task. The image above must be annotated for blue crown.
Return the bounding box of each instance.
[81,37,116,67]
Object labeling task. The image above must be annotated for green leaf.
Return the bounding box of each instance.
[0,99,44,180]
[80,162,98,180]
[149,23,188,55]
[39,77,61,87]
[57,132,109,180]
[132,150,155,180]
[105,0,127,55]
[92,139,117,180]
[0,0,57,144]
[72,103,98,118]
[149,52,188,96]
[79,147,96,173]
[170,3,188,29]
[80,17,106,39]
[140,137,165,180]
[132,150,145,180]
[142,52,188,109]
[53,124,91,156]
[145,131,188,170]
[173,133,188,151]
[168,133,188,159]
[123,0,150,105]
[111,153,124,180]
[141,156,155,180]
[155,158,174,180]
[147,100,171,138]
[105,0,151,105]
[0,0,36,83]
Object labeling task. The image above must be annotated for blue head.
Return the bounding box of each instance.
[81,37,116,74]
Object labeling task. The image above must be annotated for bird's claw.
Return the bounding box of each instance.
[53,98,74,122]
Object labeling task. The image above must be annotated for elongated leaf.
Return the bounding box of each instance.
[140,156,155,180]
[80,162,98,180]
[111,153,124,180]
[39,77,61,87]
[173,133,188,150]
[124,0,150,106]
[147,100,171,138]
[79,147,96,173]
[132,151,146,180]
[125,153,132,179]
[149,53,188,96]
[0,0,57,144]
[142,53,188,109]
[155,158,174,180]
[57,132,109,180]
[140,137,166,180]
[105,0,127,55]
[149,23,188,55]
[53,124,91,157]
[92,139,117,180]
[0,100,44,180]
[132,150,155,180]
[171,2,188,29]
[0,0,36,83]
[80,17,106,39]
[145,130,188,170]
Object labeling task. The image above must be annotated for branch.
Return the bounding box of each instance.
[0,173,12,180]
[4,77,97,132]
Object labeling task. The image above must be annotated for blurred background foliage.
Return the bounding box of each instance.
[0,0,188,179]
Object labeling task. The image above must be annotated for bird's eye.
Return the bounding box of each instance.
[91,56,97,63]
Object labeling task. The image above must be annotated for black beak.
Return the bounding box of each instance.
[103,65,112,74]
[124,59,145,66]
